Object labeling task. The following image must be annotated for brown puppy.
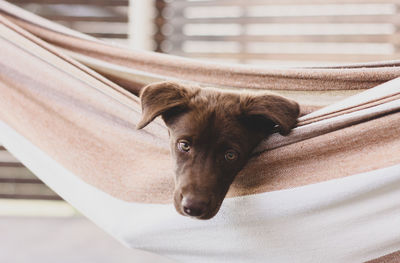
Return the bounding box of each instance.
[137,81,299,219]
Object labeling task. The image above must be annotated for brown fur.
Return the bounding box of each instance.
[137,81,299,219]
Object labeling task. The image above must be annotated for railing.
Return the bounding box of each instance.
[0,145,61,200]
[158,0,400,65]
[9,0,129,42]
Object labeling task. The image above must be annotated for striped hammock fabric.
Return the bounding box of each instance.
[1,1,400,262]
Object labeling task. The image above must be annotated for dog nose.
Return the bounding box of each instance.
[181,197,208,217]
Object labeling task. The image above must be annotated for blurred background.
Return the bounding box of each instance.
[1,0,399,262]
[6,0,400,66]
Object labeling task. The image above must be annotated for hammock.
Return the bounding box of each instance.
[1,1,400,262]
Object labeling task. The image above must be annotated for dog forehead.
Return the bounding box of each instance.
[191,89,241,112]
[189,91,240,122]
[175,99,245,142]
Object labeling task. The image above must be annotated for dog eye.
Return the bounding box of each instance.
[224,150,238,161]
[177,140,191,152]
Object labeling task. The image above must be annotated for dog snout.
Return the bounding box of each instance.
[181,196,209,217]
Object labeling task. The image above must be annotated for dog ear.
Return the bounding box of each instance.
[137,81,195,129]
[240,93,300,135]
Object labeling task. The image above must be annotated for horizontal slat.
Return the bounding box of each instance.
[16,3,128,17]
[170,0,400,8]
[98,38,129,45]
[57,21,128,31]
[12,1,129,40]
[0,167,37,180]
[43,15,128,23]
[0,178,43,184]
[0,194,61,200]
[170,15,400,25]
[182,24,394,37]
[87,33,128,38]
[0,162,24,167]
[53,21,128,38]
[0,182,58,196]
[0,199,76,217]
[11,0,128,6]
[174,52,399,62]
[180,42,393,56]
[169,34,400,44]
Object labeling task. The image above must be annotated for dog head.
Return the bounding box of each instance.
[137,81,299,219]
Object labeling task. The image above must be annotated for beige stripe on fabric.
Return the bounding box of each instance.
[231,111,400,196]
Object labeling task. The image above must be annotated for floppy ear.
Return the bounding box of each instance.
[137,81,196,129]
[240,93,300,135]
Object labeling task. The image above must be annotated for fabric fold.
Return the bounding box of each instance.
[2,0,400,95]
[0,1,399,202]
